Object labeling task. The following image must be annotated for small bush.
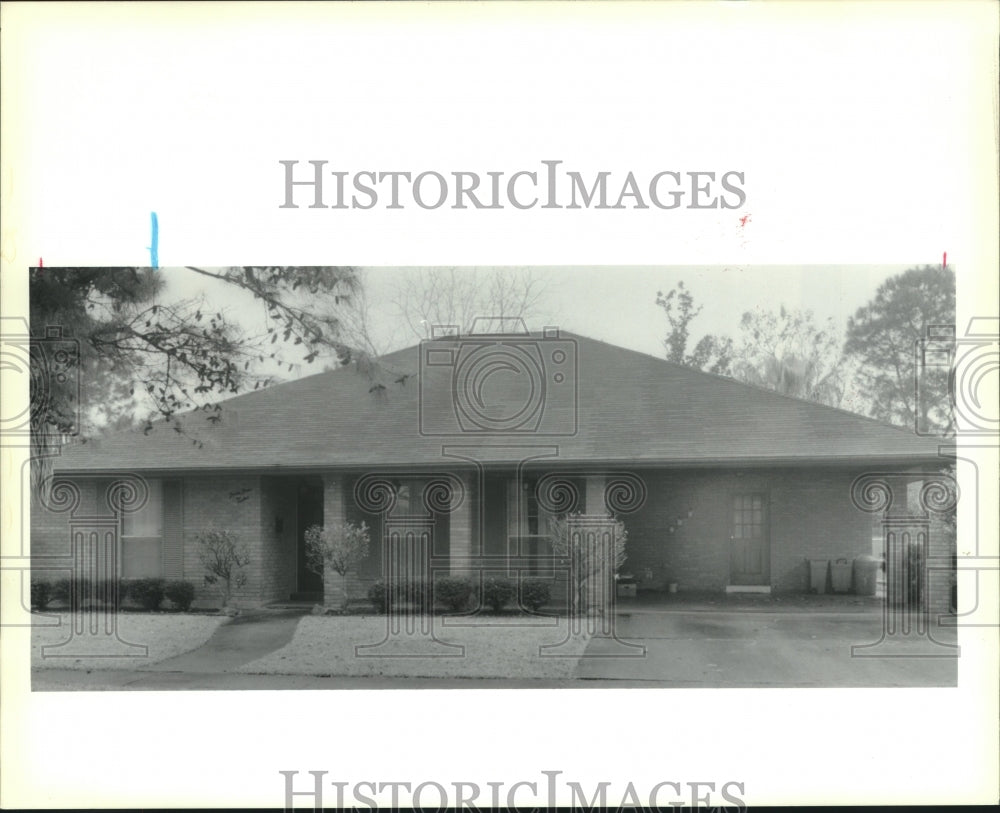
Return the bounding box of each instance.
[434,577,473,613]
[50,578,72,605]
[198,529,250,608]
[92,578,122,605]
[367,578,436,611]
[482,576,517,613]
[30,579,52,610]
[520,578,552,612]
[44,577,132,608]
[130,577,165,611]
[400,578,431,607]
[164,580,196,611]
[367,580,387,612]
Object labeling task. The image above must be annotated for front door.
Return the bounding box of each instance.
[730,493,769,586]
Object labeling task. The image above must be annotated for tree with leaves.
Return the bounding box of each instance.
[656,282,846,406]
[29,267,360,494]
[549,513,628,615]
[844,265,956,431]
[731,306,847,406]
[304,521,371,611]
[656,282,733,374]
[197,529,251,609]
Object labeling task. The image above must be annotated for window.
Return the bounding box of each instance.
[732,493,764,539]
[506,477,555,570]
[121,479,163,578]
[389,479,420,516]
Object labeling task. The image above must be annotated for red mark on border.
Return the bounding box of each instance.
[38,257,43,268]
[942,252,947,269]
[738,214,751,228]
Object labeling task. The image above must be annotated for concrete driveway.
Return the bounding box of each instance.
[574,608,959,687]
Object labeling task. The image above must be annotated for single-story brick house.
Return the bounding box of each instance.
[31,330,955,615]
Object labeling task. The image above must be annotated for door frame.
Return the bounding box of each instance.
[295,476,325,594]
[728,489,771,586]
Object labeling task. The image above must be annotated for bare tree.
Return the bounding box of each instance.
[391,268,548,339]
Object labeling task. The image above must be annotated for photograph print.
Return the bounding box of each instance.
[25,264,963,690]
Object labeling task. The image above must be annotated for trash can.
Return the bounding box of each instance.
[853,554,880,597]
[830,558,852,593]
[616,576,637,600]
[808,559,829,594]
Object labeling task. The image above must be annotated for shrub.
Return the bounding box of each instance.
[304,521,370,611]
[118,579,132,604]
[198,529,250,608]
[130,577,165,611]
[50,578,72,605]
[482,576,517,613]
[399,578,431,607]
[550,513,628,613]
[367,580,387,612]
[30,579,52,610]
[92,578,122,606]
[367,578,436,611]
[434,577,473,613]
[520,578,551,612]
[906,540,925,604]
[164,580,196,611]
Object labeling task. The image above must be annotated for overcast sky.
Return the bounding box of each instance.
[164,265,912,379]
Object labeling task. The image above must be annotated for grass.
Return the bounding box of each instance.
[31,611,226,671]
[239,614,590,679]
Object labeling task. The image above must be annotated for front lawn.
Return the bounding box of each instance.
[31,612,226,671]
[239,614,590,679]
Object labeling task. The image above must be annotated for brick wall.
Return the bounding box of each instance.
[181,475,263,608]
[321,472,350,607]
[33,466,955,613]
[259,477,298,604]
[30,477,105,584]
[622,467,878,593]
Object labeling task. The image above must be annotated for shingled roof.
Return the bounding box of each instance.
[53,332,947,474]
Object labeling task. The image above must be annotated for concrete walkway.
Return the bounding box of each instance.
[143,607,306,672]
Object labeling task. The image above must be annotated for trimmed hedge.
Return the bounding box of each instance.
[129,578,166,611]
[31,576,196,612]
[434,577,473,612]
[30,579,52,610]
[164,580,196,611]
[367,580,388,613]
[482,576,517,613]
[520,578,552,612]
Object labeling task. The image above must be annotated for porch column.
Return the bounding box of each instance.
[321,473,347,608]
[585,474,606,516]
[449,471,473,576]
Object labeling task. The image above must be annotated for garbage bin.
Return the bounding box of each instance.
[808,559,829,594]
[853,554,880,597]
[830,558,852,593]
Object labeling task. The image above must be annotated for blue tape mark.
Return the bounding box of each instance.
[149,212,159,269]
